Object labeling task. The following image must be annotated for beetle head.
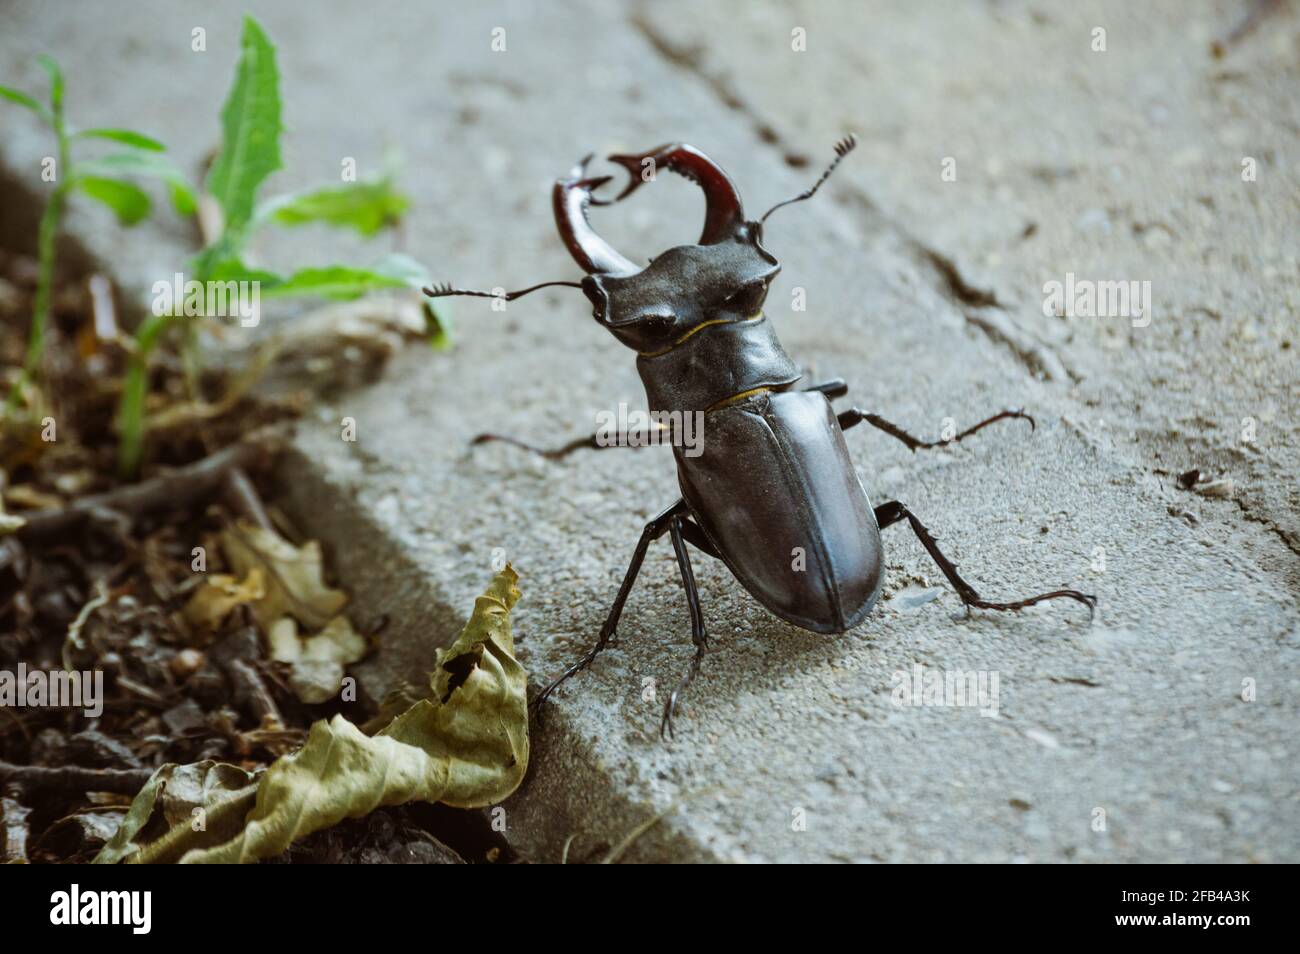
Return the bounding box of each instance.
[554,144,780,354]
[424,138,853,332]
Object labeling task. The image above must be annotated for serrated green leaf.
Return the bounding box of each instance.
[36,54,63,115]
[0,83,49,122]
[258,178,410,236]
[260,267,406,300]
[258,254,429,300]
[205,15,282,233]
[203,256,283,286]
[76,151,196,215]
[72,128,165,151]
[96,567,527,864]
[75,176,151,225]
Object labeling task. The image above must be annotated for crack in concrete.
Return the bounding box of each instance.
[629,10,1074,383]
[1231,493,1300,562]
[919,247,1002,309]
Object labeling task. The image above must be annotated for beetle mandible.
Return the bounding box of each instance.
[427,138,1095,738]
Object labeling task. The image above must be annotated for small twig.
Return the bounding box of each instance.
[227,659,283,727]
[599,787,725,864]
[222,466,274,532]
[114,676,170,707]
[16,429,284,544]
[63,578,110,670]
[0,759,153,795]
[559,833,577,865]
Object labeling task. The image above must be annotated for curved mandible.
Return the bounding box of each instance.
[552,156,639,275]
[598,143,744,245]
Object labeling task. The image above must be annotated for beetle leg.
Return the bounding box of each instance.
[838,407,1035,451]
[660,515,710,741]
[471,419,678,459]
[530,499,687,717]
[874,501,1096,618]
[804,378,849,400]
[471,430,615,460]
[677,516,721,558]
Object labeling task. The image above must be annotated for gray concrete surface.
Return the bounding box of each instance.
[2,0,1297,862]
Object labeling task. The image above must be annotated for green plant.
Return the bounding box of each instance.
[0,55,195,414]
[115,15,440,477]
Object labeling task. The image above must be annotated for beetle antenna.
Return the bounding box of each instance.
[759,134,858,224]
[423,280,585,302]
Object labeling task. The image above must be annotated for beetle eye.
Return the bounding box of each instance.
[638,312,674,334]
[722,280,767,315]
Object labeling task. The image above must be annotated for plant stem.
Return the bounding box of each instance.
[23,186,66,368]
[116,311,176,478]
[5,93,70,415]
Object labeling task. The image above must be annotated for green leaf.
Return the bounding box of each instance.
[76,151,196,215]
[260,267,406,300]
[75,177,151,225]
[36,54,63,116]
[96,567,527,864]
[72,128,165,151]
[168,181,197,216]
[259,254,429,300]
[0,83,49,122]
[203,256,283,286]
[367,252,430,287]
[258,178,411,236]
[424,300,453,351]
[205,15,282,234]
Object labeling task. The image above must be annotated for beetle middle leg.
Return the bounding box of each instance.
[837,406,1035,451]
[470,423,668,459]
[873,501,1096,617]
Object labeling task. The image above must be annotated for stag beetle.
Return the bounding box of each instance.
[427,138,1095,738]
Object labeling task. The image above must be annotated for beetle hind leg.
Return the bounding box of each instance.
[874,501,1096,618]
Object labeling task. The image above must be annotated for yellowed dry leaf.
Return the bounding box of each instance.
[94,566,527,864]
[180,567,266,634]
[220,521,347,631]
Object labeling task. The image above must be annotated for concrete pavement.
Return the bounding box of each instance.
[2,0,1296,862]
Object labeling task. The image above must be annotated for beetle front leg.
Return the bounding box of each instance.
[660,515,710,741]
[531,499,687,716]
[838,407,1035,451]
[873,501,1096,617]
